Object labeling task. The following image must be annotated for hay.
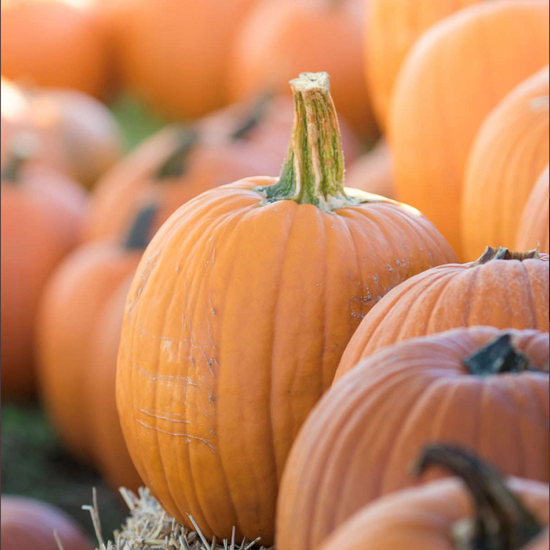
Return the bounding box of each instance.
[81,488,274,550]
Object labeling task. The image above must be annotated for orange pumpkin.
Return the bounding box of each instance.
[228,0,378,141]
[337,247,549,374]
[516,167,550,254]
[83,95,362,243]
[345,140,395,199]
[1,142,86,399]
[0,1,109,98]
[461,68,549,261]
[277,327,550,550]
[1,496,93,550]
[114,0,258,119]
[390,0,550,255]
[366,0,483,128]
[116,72,456,544]
[319,445,549,550]
[37,205,155,471]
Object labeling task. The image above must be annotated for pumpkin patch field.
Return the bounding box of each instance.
[1,1,548,549]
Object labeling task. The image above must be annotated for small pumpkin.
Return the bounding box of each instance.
[37,204,155,479]
[116,72,456,544]
[337,246,549,374]
[461,67,549,261]
[319,445,549,550]
[228,0,378,141]
[366,0,483,128]
[390,0,549,254]
[516,166,550,255]
[0,0,109,98]
[1,139,86,399]
[1,496,93,550]
[277,327,549,550]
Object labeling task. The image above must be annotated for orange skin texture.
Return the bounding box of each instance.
[345,140,395,199]
[1,496,93,550]
[337,254,549,375]
[390,0,550,256]
[37,241,142,463]
[319,477,549,550]
[1,1,109,98]
[277,327,550,550]
[516,166,550,255]
[88,277,142,492]
[366,0,483,129]
[228,0,378,141]
[116,178,456,544]
[1,164,86,399]
[462,68,550,261]
[82,96,362,243]
[115,0,258,119]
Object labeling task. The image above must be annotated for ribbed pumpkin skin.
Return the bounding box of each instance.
[517,167,550,254]
[37,242,142,463]
[1,164,86,399]
[277,327,550,550]
[390,1,550,255]
[462,68,550,261]
[366,0,482,128]
[318,477,549,550]
[337,254,549,376]
[228,0,378,140]
[1,496,93,550]
[117,178,456,544]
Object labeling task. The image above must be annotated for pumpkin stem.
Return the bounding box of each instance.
[230,91,274,141]
[413,444,543,550]
[124,203,159,250]
[257,72,362,212]
[155,126,200,180]
[464,334,535,377]
[1,132,38,183]
[472,246,541,266]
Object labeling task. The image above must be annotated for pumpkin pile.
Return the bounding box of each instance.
[1,0,549,549]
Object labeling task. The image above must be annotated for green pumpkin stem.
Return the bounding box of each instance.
[230,91,274,141]
[124,203,159,250]
[464,334,535,377]
[1,132,38,184]
[258,72,360,212]
[472,246,541,266]
[155,126,200,180]
[413,445,543,550]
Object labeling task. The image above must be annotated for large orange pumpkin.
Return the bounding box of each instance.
[83,95,362,243]
[390,0,550,255]
[37,205,155,472]
[517,167,550,254]
[461,68,549,261]
[319,445,549,550]
[0,0,109,98]
[337,247,549,374]
[1,496,93,550]
[228,0,378,141]
[1,143,86,399]
[277,327,550,550]
[366,0,483,128]
[114,0,258,119]
[116,72,456,545]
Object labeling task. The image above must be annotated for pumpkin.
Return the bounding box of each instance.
[390,0,550,255]
[1,141,86,399]
[114,0,258,119]
[83,94,362,243]
[516,166,550,255]
[37,204,155,469]
[0,0,109,98]
[345,140,395,199]
[337,247,549,374]
[319,445,549,550]
[1,496,93,550]
[461,68,549,261]
[366,0,483,128]
[228,0,378,141]
[277,327,550,550]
